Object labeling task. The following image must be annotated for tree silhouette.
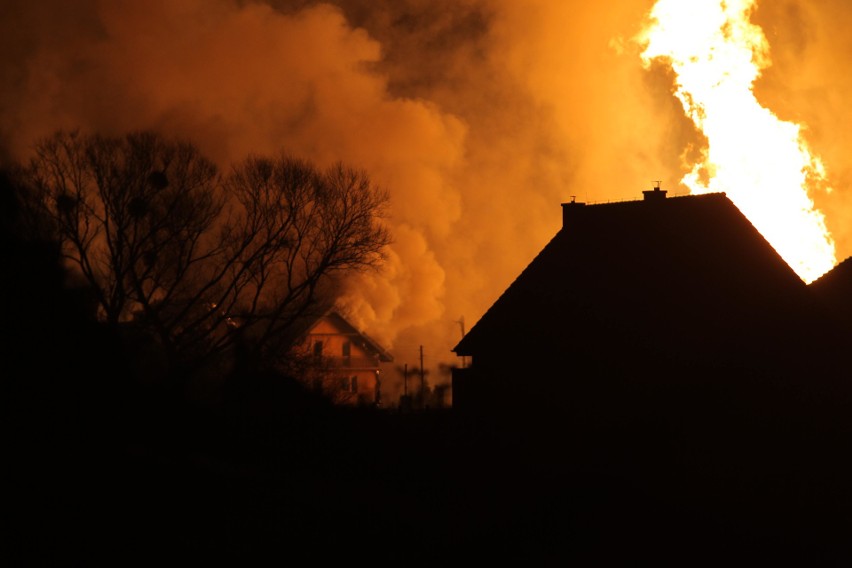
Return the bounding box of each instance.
[19,129,391,375]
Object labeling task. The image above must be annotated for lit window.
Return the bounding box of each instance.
[337,376,358,393]
[342,341,351,366]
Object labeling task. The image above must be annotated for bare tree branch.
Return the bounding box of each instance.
[19,131,391,376]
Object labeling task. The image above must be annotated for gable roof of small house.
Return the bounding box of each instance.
[303,310,394,362]
[453,190,823,365]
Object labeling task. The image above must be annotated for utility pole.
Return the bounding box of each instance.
[455,316,467,368]
[419,345,425,407]
[403,363,408,397]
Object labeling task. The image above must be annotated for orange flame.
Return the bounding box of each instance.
[638,0,836,283]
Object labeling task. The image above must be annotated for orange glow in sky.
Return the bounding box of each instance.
[639,0,836,283]
[3,0,850,361]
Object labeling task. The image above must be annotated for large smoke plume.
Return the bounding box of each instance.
[2,0,850,392]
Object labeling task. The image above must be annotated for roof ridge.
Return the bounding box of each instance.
[564,191,726,207]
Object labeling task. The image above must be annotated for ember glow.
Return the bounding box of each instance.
[639,0,837,283]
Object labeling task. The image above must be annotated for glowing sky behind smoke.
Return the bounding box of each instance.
[2,1,851,384]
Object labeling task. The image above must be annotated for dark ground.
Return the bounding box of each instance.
[9,377,852,566]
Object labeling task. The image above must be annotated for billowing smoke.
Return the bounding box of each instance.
[2,0,849,392]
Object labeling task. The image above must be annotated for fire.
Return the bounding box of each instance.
[638,0,836,283]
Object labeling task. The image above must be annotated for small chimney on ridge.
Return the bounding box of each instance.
[643,180,667,202]
[561,195,586,228]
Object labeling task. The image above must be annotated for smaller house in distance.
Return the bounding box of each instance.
[297,311,393,406]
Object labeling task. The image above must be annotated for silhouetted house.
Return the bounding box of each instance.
[452,188,842,416]
[810,256,852,330]
[297,311,393,406]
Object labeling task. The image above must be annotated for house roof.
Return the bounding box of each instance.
[305,310,394,362]
[809,255,852,322]
[454,191,819,360]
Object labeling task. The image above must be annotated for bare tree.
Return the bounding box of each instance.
[22,130,391,374]
[212,155,391,367]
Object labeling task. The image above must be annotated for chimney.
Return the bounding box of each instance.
[642,181,667,202]
[561,195,586,228]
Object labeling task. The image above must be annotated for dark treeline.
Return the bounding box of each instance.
[14,129,390,382]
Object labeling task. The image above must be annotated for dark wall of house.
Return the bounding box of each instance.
[451,196,852,550]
